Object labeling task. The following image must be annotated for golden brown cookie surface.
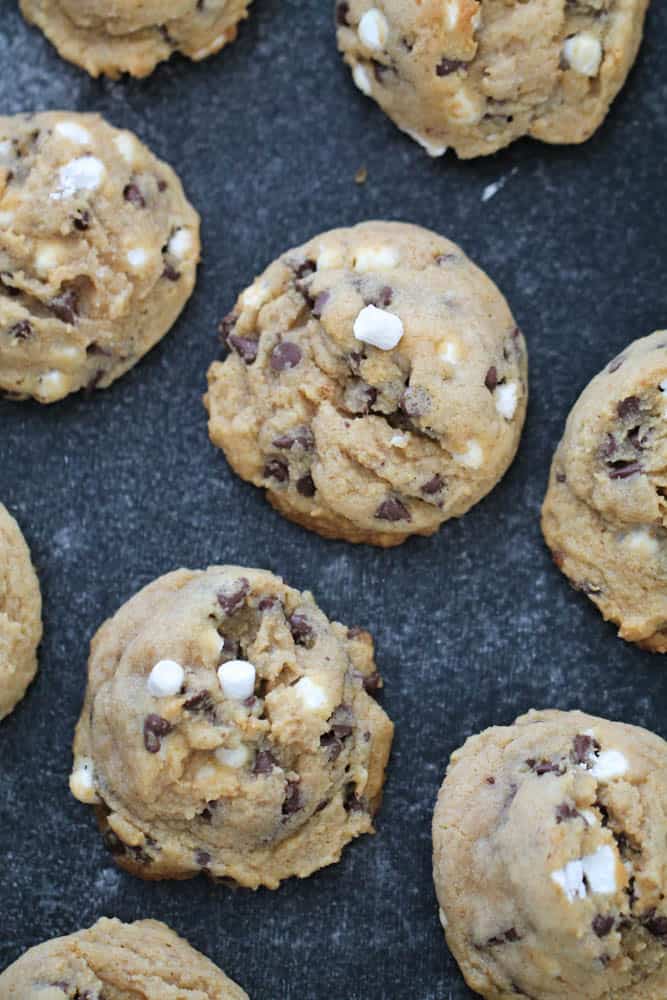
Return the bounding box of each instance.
[0,503,42,721]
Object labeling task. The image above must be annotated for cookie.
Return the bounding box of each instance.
[70,565,394,889]
[0,503,42,721]
[542,331,667,652]
[433,709,667,1000]
[0,916,248,998]
[19,0,252,79]
[205,221,527,547]
[0,112,200,403]
[336,0,650,159]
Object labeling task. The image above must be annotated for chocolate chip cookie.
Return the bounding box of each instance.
[0,503,42,721]
[205,221,527,547]
[336,0,651,159]
[0,112,200,403]
[20,0,252,79]
[433,709,667,1000]
[0,917,248,998]
[542,330,667,652]
[70,566,394,889]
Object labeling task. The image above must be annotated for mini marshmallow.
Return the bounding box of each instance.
[218,659,256,700]
[354,246,400,272]
[562,33,603,77]
[242,282,269,310]
[453,440,484,469]
[35,242,63,274]
[168,228,193,260]
[353,63,373,96]
[294,676,328,710]
[147,659,184,698]
[55,121,92,145]
[317,245,345,269]
[551,860,586,902]
[403,128,448,158]
[624,528,659,558]
[358,9,389,51]
[52,156,105,200]
[69,758,99,804]
[390,434,408,448]
[354,304,404,350]
[114,132,137,164]
[495,382,519,420]
[216,745,250,768]
[440,341,460,365]
[37,370,68,399]
[591,750,628,781]
[127,247,150,271]
[582,845,617,894]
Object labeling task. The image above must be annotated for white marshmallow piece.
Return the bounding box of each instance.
[390,434,408,448]
[354,245,400,272]
[403,128,448,158]
[52,155,105,200]
[354,304,404,351]
[294,676,328,710]
[37,370,68,400]
[317,245,345,270]
[495,382,519,420]
[358,9,389,51]
[218,659,256,701]
[624,528,659,559]
[168,228,193,260]
[147,659,184,698]
[127,247,149,271]
[69,757,99,804]
[551,860,586,902]
[216,745,250,768]
[453,440,484,469]
[562,33,603,77]
[591,750,628,781]
[582,845,617,895]
[114,132,137,165]
[353,63,373,96]
[440,341,460,365]
[55,121,92,146]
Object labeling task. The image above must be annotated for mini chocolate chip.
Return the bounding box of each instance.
[123,183,146,208]
[556,803,579,823]
[375,497,411,522]
[485,776,496,785]
[294,259,316,280]
[73,209,90,231]
[644,910,667,940]
[572,733,600,764]
[320,731,343,761]
[143,714,172,752]
[272,426,314,450]
[219,311,237,339]
[264,458,289,483]
[400,386,430,418]
[344,783,364,812]
[336,1,350,25]
[592,915,614,938]
[227,333,258,364]
[157,179,168,192]
[253,749,277,775]
[103,829,126,856]
[200,807,213,823]
[289,612,314,644]
[601,433,617,459]
[374,285,393,307]
[258,596,278,611]
[217,577,250,614]
[297,474,316,497]
[608,460,642,480]
[348,351,364,375]
[312,291,330,318]
[195,849,211,868]
[422,474,444,496]
[270,342,302,371]
[282,779,302,815]
[163,263,181,281]
[556,471,566,484]
[617,396,640,419]
[330,705,354,739]
[50,288,79,324]
[607,355,625,373]
[436,57,465,76]
[362,671,382,694]
[628,426,643,450]
[485,366,498,391]
[8,320,32,340]
[184,689,215,713]
[526,758,562,775]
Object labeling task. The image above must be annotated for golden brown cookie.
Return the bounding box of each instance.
[205,221,527,547]
[0,503,42,721]
[70,566,394,889]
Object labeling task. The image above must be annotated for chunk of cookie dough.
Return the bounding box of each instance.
[336,0,650,159]
[0,916,248,998]
[0,503,42,721]
[0,112,200,403]
[205,221,527,547]
[70,566,394,889]
[433,709,667,1000]
[19,0,252,79]
[541,331,667,652]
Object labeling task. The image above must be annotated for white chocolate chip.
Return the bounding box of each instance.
[624,528,659,558]
[582,845,617,894]
[439,341,460,365]
[216,745,250,768]
[55,121,92,145]
[114,132,137,165]
[127,247,150,271]
[69,758,100,804]
[147,659,184,698]
[35,241,63,274]
[495,382,519,420]
[352,63,373,96]
[562,33,603,77]
[403,128,448,158]
[354,246,400,272]
[551,859,585,902]
[354,304,404,350]
[218,659,256,700]
[358,9,389,51]
[591,750,628,781]
[294,676,328,710]
[52,156,106,200]
[453,440,484,469]
[444,0,460,30]
[390,434,408,448]
[168,228,193,260]
[317,245,345,269]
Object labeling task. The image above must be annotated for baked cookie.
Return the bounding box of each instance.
[19,0,252,79]
[542,331,667,652]
[0,503,42,721]
[433,709,667,1000]
[0,112,200,403]
[70,565,393,889]
[205,221,527,547]
[0,916,248,998]
[336,0,650,159]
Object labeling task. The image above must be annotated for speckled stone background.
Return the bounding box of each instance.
[1,3,666,998]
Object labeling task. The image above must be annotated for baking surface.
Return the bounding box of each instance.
[1,2,666,997]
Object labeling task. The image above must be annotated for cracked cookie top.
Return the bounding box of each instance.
[70,566,394,890]
[0,917,248,999]
[0,112,199,403]
[433,709,667,1000]
[542,330,667,652]
[0,503,42,722]
[336,0,650,159]
[205,221,527,547]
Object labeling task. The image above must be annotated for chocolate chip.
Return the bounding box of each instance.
[526,758,562,775]
[143,714,172,753]
[183,689,214,713]
[375,497,411,522]
[487,927,521,946]
[572,733,600,764]
[8,320,32,340]
[601,433,617,459]
[103,828,126,856]
[556,471,566,484]
[157,179,168,192]
[289,612,314,645]
[436,57,465,76]
[485,776,495,785]
[485,366,498,391]
[312,291,330,318]
[607,355,625,373]
[227,333,258,364]
[123,183,146,208]
[362,671,382,695]
[264,458,289,483]
[608,460,642,480]
[592,915,614,938]
[195,849,211,869]
[217,577,250,614]
[556,803,579,823]
[643,909,667,940]
[628,426,644,450]
[163,263,181,281]
[258,596,278,611]
[336,1,350,25]
[344,784,365,812]
[348,351,364,375]
[373,285,393,308]
[320,731,343,761]
[297,474,316,497]
[49,288,79,324]
[73,209,90,231]
[330,705,354,739]
[253,750,277,775]
[617,396,640,419]
[435,253,458,266]
[421,474,444,496]
[219,311,238,340]
[294,259,316,280]
[272,426,314,450]
[282,779,302,815]
[400,386,430,418]
[270,342,302,371]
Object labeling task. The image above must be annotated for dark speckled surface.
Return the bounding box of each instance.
[1,2,666,998]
